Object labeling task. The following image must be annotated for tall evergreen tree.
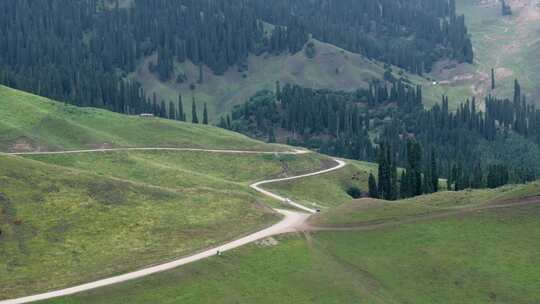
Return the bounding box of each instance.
[430,148,439,192]
[491,68,496,90]
[368,173,379,199]
[203,103,209,125]
[192,97,199,124]
[178,94,186,121]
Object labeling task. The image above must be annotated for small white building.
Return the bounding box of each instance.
[139,113,154,118]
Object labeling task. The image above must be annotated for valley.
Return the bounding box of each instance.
[1,0,540,303]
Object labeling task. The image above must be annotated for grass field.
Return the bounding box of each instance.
[265,160,377,210]
[40,185,540,304]
[429,0,540,109]
[0,155,279,298]
[26,151,330,189]
[0,85,344,299]
[311,181,540,227]
[0,85,286,152]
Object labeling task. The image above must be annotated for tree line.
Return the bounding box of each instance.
[253,0,474,73]
[0,0,472,119]
[225,78,539,198]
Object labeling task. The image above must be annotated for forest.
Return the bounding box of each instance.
[0,0,472,117]
[224,78,540,199]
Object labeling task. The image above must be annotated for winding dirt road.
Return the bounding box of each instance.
[0,148,346,304]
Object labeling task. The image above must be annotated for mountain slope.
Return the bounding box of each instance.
[0,86,345,299]
[0,85,285,152]
[131,38,462,122]
[0,154,279,298]
[38,183,540,304]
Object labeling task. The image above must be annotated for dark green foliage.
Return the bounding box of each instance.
[305,42,317,59]
[0,0,473,121]
[377,143,398,200]
[346,186,363,199]
[228,76,540,193]
[0,0,309,119]
[487,164,509,189]
[178,94,186,122]
[192,98,199,124]
[255,0,474,73]
[368,174,379,199]
[501,0,512,16]
[491,68,496,90]
[203,103,209,125]
[168,101,177,120]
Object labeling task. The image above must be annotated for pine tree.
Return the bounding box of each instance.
[178,94,186,121]
[377,144,390,200]
[168,101,176,120]
[160,100,167,118]
[491,68,495,90]
[192,97,199,124]
[268,127,276,143]
[368,173,379,199]
[430,148,439,192]
[399,171,408,198]
[203,103,209,125]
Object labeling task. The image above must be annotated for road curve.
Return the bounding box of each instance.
[0,148,346,304]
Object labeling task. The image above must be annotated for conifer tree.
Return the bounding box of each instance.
[491,68,495,90]
[192,97,199,124]
[169,101,176,120]
[430,148,439,192]
[268,127,276,143]
[368,173,379,199]
[178,94,186,122]
[203,103,209,125]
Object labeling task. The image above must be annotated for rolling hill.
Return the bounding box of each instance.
[130,38,467,123]
[0,86,362,299]
[36,182,540,304]
[0,85,286,153]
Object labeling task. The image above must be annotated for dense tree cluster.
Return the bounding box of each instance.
[0,0,473,118]
[369,141,440,200]
[253,0,474,73]
[226,78,540,196]
[0,0,307,117]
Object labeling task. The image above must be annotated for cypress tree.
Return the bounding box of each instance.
[377,144,390,200]
[399,171,408,198]
[168,101,176,120]
[491,68,495,90]
[368,173,379,199]
[192,97,199,124]
[268,127,276,143]
[160,100,168,118]
[178,94,186,121]
[430,148,439,192]
[203,103,209,125]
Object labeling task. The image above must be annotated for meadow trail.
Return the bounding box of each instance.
[0,148,346,304]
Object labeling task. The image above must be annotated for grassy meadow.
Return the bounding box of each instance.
[0,155,279,298]
[0,85,286,152]
[39,184,540,304]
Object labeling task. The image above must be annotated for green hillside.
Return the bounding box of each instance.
[0,85,286,152]
[265,160,378,210]
[428,0,540,107]
[0,155,279,298]
[131,38,461,122]
[0,86,348,299]
[40,183,540,304]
